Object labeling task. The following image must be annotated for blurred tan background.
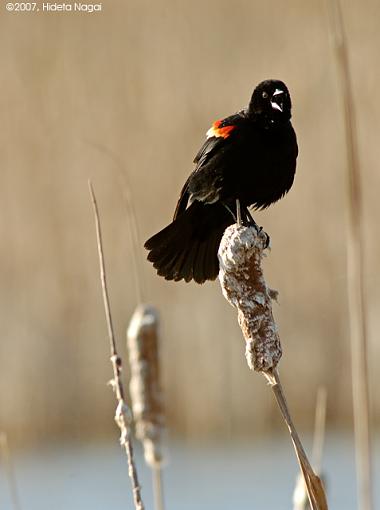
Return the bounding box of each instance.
[0,0,379,448]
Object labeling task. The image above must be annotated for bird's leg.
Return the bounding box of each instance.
[222,203,237,222]
[236,199,242,226]
[222,203,269,247]
[244,208,259,230]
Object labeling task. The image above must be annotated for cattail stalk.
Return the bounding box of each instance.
[218,223,328,510]
[127,304,165,510]
[88,181,145,510]
[293,387,328,510]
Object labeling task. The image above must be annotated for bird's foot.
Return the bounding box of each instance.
[222,203,270,247]
[262,230,270,249]
[244,208,259,230]
[244,209,270,248]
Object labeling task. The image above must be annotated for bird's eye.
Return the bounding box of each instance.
[262,91,269,99]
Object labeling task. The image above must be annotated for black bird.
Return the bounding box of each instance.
[144,79,298,284]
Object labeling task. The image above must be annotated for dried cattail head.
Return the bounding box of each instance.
[218,224,281,371]
[127,304,164,467]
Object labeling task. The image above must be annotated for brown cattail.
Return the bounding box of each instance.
[127,304,164,467]
[218,223,281,371]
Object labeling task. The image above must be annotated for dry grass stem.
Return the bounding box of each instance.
[266,370,328,510]
[127,304,165,510]
[121,174,147,305]
[218,224,328,510]
[311,387,327,474]
[328,2,373,509]
[293,387,328,510]
[0,432,22,510]
[86,141,147,303]
[88,181,145,510]
[152,466,164,510]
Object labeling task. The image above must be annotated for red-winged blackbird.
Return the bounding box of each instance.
[144,79,298,284]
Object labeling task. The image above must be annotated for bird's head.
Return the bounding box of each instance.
[248,80,292,123]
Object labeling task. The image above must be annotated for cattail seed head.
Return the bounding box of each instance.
[127,304,164,467]
[218,224,282,371]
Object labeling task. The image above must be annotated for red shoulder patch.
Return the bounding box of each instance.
[206,119,236,139]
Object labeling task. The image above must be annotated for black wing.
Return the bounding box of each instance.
[174,112,244,219]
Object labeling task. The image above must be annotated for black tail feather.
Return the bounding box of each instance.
[144,201,232,284]
[192,240,206,284]
[179,241,196,282]
[204,232,220,281]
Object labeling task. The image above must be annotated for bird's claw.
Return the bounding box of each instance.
[254,224,270,248]
[249,221,270,248]
[263,232,270,249]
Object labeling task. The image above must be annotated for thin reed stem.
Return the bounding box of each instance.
[293,387,328,510]
[328,3,372,509]
[311,387,327,474]
[264,371,327,510]
[153,466,164,510]
[0,433,22,510]
[88,181,145,510]
[86,141,146,303]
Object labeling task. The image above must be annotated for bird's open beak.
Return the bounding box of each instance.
[271,89,284,112]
